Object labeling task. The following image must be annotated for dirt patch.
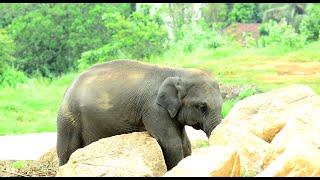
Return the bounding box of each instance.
[0,148,58,177]
[241,61,320,83]
[275,62,320,75]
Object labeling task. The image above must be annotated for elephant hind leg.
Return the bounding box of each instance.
[56,110,83,166]
[57,129,83,166]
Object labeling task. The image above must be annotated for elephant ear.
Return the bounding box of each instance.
[156,77,183,118]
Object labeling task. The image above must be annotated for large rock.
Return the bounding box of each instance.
[257,137,320,177]
[281,95,320,130]
[262,115,320,169]
[163,146,240,177]
[56,132,167,177]
[208,120,269,175]
[224,84,317,143]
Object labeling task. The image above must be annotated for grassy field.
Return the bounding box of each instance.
[1,42,319,135]
[0,73,77,135]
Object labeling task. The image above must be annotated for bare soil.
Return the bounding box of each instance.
[0,148,58,177]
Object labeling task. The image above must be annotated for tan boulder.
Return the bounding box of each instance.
[224,84,317,143]
[257,137,320,177]
[56,132,167,177]
[281,95,320,130]
[262,116,320,169]
[209,120,269,175]
[163,146,240,177]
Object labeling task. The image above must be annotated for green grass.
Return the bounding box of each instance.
[0,42,319,135]
[0,73,78,135]
[157,42,320,94]
[222,101,237,119]
[240,167,255,177]
[9,160,33,170]
[191,139,209,150]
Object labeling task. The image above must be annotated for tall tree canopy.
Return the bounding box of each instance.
[6,3,130,76]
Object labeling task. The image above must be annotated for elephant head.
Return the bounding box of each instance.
[156,70,223,138]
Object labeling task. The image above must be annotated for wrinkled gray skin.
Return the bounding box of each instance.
[56,60,223,170]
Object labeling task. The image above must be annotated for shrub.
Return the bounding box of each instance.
[258,18,306,50]
[243,32,256,48]
[0,68,29,88]
[167,20,227,54]
[77,4,169,71]
[299,3,320,42]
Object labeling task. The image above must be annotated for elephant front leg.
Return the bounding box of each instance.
[181,127,192,157]
[156,134,185,171]
[143,107,186,171]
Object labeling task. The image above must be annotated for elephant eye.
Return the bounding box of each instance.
[195,103,207,113]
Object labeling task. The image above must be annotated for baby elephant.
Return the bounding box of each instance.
[56,59,223,170]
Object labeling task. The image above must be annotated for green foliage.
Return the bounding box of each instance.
[78,4,169,70]
[222,101,236,119]
[191,140,209,150]
[9,160,33,170]
[166,20,227,54]
[0,72,77,135]
[243,32,256,48]
[261,3,308,32]
[258,23,269,36]
[222,85,261,118]
[258,19,306,50]
[1,44,320,135]
[299,3,320,42]
[229,3,256,23]
[104,4,168,59]
[201,3,228,29]
[240,168,255,177]
[0,28,16,70]
[237,85,260,101]
[6,3,130,77]
[0,3,42,28]
[162,3,194,41]
[0,68,28,88]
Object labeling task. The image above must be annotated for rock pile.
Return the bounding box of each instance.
[166,84,319,177]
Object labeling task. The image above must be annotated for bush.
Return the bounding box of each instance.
[299,3,320,42]
[229,3,257,23]
[243,32,256,48]
[258,18,306,50]
[0,68,29,88]
[77,4,169,71]
[0,28,16,70]
[167,20,227,54]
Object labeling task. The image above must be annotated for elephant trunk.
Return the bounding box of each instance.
[204,115,221,138]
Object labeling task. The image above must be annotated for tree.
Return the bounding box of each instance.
[0,3,42,28]
[162,3,195,41]
[262,3,309,32]
[200,3,228,29]
[0,28,15,70]
[6,3,130,77]
[130,3,136,14]
[229,3,257,23]
[0,28,28,88]
[78,4,169,70]
[299,3,320,42]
